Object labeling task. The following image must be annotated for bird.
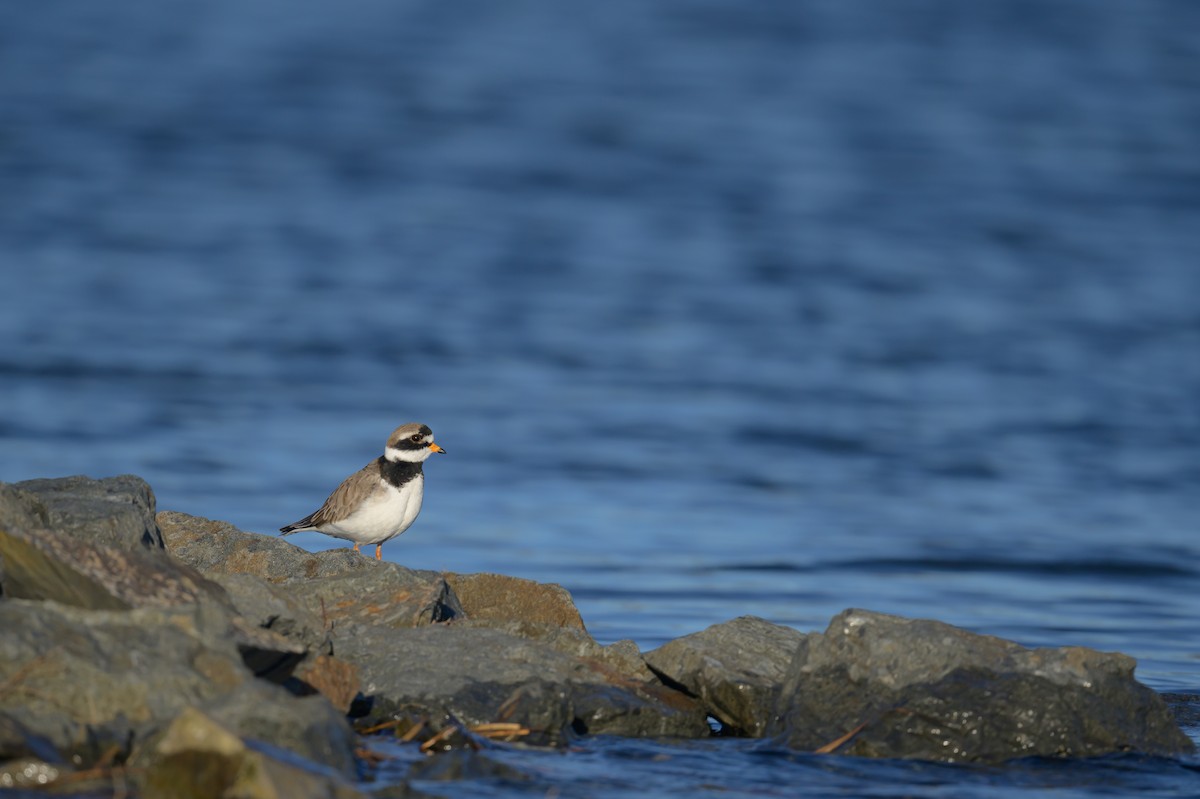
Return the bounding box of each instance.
[279,422,445,560]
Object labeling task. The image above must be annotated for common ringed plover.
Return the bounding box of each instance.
[279,423,444,560]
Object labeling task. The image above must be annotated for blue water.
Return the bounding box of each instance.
[2,1,1198,795]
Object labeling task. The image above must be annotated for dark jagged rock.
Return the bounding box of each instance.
[195,681,359,776]
[644,615,807,736]
[344,625,709,742]
[454,619,655,681]
[0,598,358,778]
[209,572,333,655]
[0,522,227,610]
[0,598,252,749]
[9,475,164,550]
[767,609,1195,763]
[0,518,305,682]
[441,573,660,686]
[0,479,343,779]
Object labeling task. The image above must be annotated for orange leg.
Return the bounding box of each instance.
[375,544,383,561]
[352,543,362,555]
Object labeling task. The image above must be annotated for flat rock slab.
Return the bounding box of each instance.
[159,511,364,582]
[768,609,1195,763]
[159,511,462,634]
[644,615,807,736]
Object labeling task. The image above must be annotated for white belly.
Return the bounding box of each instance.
[319,476,424,545]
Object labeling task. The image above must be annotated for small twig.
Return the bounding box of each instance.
[319,596,331,633]
[470,722,531,742]
[399,720,427,743]
[814,722,868,755]
[495,689,525,722]
[418,726,457,753]
[357,719,402,735]
[354,746,390,767]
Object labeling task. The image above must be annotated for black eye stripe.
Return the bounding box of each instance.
[391,426,435,449]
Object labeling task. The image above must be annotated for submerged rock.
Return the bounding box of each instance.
[137,707,364,799]
[767,609,1195,763]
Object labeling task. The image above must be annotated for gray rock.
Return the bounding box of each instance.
[196,680,359,777]
[0,522,228,611]
[454,619,656,681]
[768,609,1194,762]
[0,520,305,682]
[136,707,365,799]
[159,510,463,636]
[345,625,708,742]
[444,572,586,630]
[8,475,164,550]
[0,598,357,776]
[644,615,807,736]
[211,572,332,656]
[0,599,254,752]
[290,654,362,714]
[159,510,355,581]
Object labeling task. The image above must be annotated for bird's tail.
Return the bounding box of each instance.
[279,516,314,536]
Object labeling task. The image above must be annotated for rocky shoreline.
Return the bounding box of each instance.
[0,475,1193,796]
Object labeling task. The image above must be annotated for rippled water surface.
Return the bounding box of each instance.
[2,1,1198,795]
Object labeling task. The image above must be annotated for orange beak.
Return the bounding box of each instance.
[428,442,446,454]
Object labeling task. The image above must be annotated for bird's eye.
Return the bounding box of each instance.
[410,434,423,443]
